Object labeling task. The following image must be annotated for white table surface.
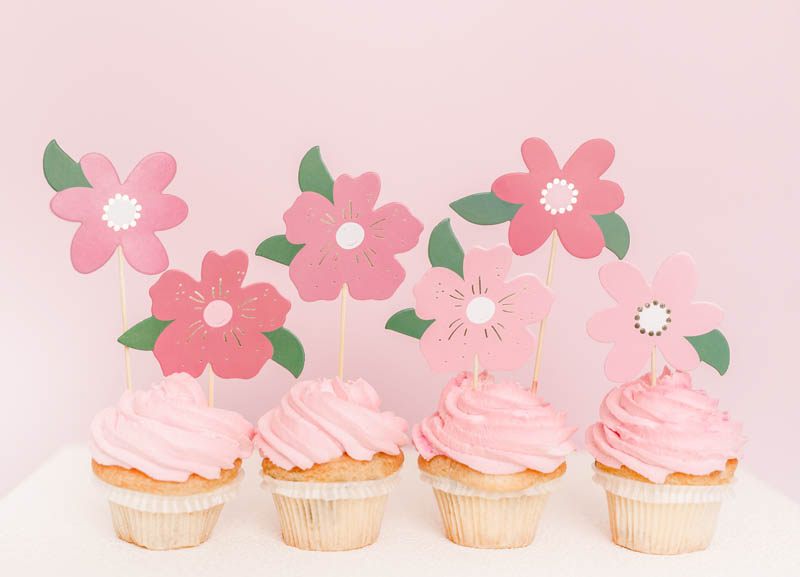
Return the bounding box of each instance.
[1,446,798,576]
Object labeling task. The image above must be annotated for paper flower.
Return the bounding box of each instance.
[149,250,291,379]
[283,172,423,301]
[587,253,724,382]
[413,245,554,372]
[492,138,623,258]
[50,152,188,274]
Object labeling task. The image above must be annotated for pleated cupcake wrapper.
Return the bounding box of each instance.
[591,465,735,504]
[96,469,245,513]
[260,470,400,501]
[419,471,562,499]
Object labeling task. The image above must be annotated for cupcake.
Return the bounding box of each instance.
[90,373,254,550]
[586,369,746,554]
[413,371,577,549]
[254,377,408,550]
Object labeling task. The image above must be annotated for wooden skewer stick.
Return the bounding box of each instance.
[208,367,215,407]
[117,246,132,391]
[531,231,558,394]
[650,347,657,387]
[473,354,480,390]
[338,283,348,381]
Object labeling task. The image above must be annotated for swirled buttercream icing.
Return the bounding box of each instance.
[254,377,409,470]
[585,369,745,483]
[90,373,254,482]
[412,372,577,475]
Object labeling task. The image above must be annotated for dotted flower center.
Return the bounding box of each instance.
[102,194,142,231]
[634,300,671,337]
[539,178,578,215]
[466,296,496,324]
[203,299,233,328]
[335,222,365,249]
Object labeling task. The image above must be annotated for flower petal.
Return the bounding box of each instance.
[208,328,274,379]
[479,321,536,371]
[463,246,512,287]
[283,191,337,246]
[153,318,210,378]
[605,341,652,382]
[288,244,345,301]
[671,302,723,337]
[658,334,700,372]
[119,228,169,274]
[419,318,473,373]
[69,222,119,274]
[138,193,189,231]
[492,172,538,205]
[507,203,555,256]
[363,202,423,255]
[494,274,553,325]
[413,266,466,320]
[598,261,653,306]
[50,186,105,222]
[80,153,121,189]
[123,152,177,195]
[200,250,248,295]
[234,283,291,333]
[652,253,697,306]
[343,250,407,301]
[520,138,560,176]
[587,307,632,343]
[562,139,615,180]
[556,212,606,259]
[150,270,203,321]
[333,172,381,216]
[577,179,624,215]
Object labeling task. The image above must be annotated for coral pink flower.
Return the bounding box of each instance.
[492,138,623,259]
[587,253,723,382]
[150,250,291,379]
[283,173,423,301]
[413,245,554,372]
[50,152,188,274]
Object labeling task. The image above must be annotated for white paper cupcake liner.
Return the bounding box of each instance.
[260,470,400,501]
[96,469,245,513]
[592,465,735,504]
[419,471,561,499]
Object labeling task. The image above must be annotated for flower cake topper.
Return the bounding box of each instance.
[451,138,629,260]
[256,146,424,301]
[118,250,306,379]
[386,219,555,373]
[45,140,188,275]
[587,252,730,383]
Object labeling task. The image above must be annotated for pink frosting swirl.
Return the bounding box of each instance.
[412,372,577,475]
[90,373,254,482]
[585,369,746,483]
[254,377,409,470]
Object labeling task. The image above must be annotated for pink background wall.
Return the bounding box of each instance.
[2,1,798,500]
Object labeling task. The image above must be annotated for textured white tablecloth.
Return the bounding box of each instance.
[1,446,798,576]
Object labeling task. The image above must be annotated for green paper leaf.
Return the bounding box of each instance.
[118,317,173,351]
[685,330,730,375]
[592,212,630,260]
[428,218,464,278]
[43,140,90,191]
[255,234,305,266]
[298,146,334,202]
[385,308,434,339]
[263,327,305,377]
[450,192,521,225]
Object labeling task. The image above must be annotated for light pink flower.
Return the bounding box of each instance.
[492,138,623,259]
[150,250,290,379]
[50,152,188,274]
[587,253,723,382]
[413,245,554,372]
[283,173,423,301]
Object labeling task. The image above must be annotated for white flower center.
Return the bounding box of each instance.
[335,222,365,249]
[102,194,142,231]
[539,178,578,215]
[466,296,496,324]
[203,299,233,328]
[634,300,672,336]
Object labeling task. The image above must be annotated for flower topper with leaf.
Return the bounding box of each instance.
[386,219,554,385]
[256,146,423,379]
[587,252,730,385]
[450,138,630,391]
[118,250,305,404]
[44,140,189,390]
